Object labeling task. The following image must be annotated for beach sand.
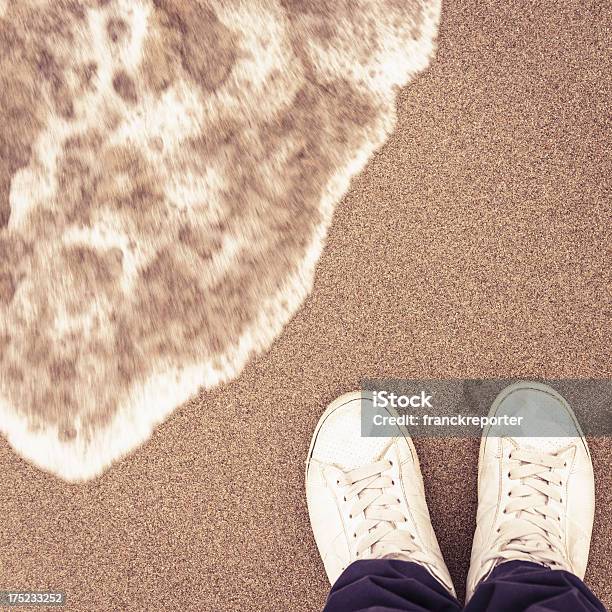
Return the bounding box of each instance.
[0,0,609,609]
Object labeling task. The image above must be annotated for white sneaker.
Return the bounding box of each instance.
[466,381,595,601]
[305,391,455,596]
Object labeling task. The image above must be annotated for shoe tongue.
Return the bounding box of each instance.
[381,552,413,562]
[493,554,550,571]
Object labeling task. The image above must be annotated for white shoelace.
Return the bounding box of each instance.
[483,447,569,569]
[337,459,430,564]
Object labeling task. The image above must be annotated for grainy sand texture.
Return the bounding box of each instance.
[0,0,610,610]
